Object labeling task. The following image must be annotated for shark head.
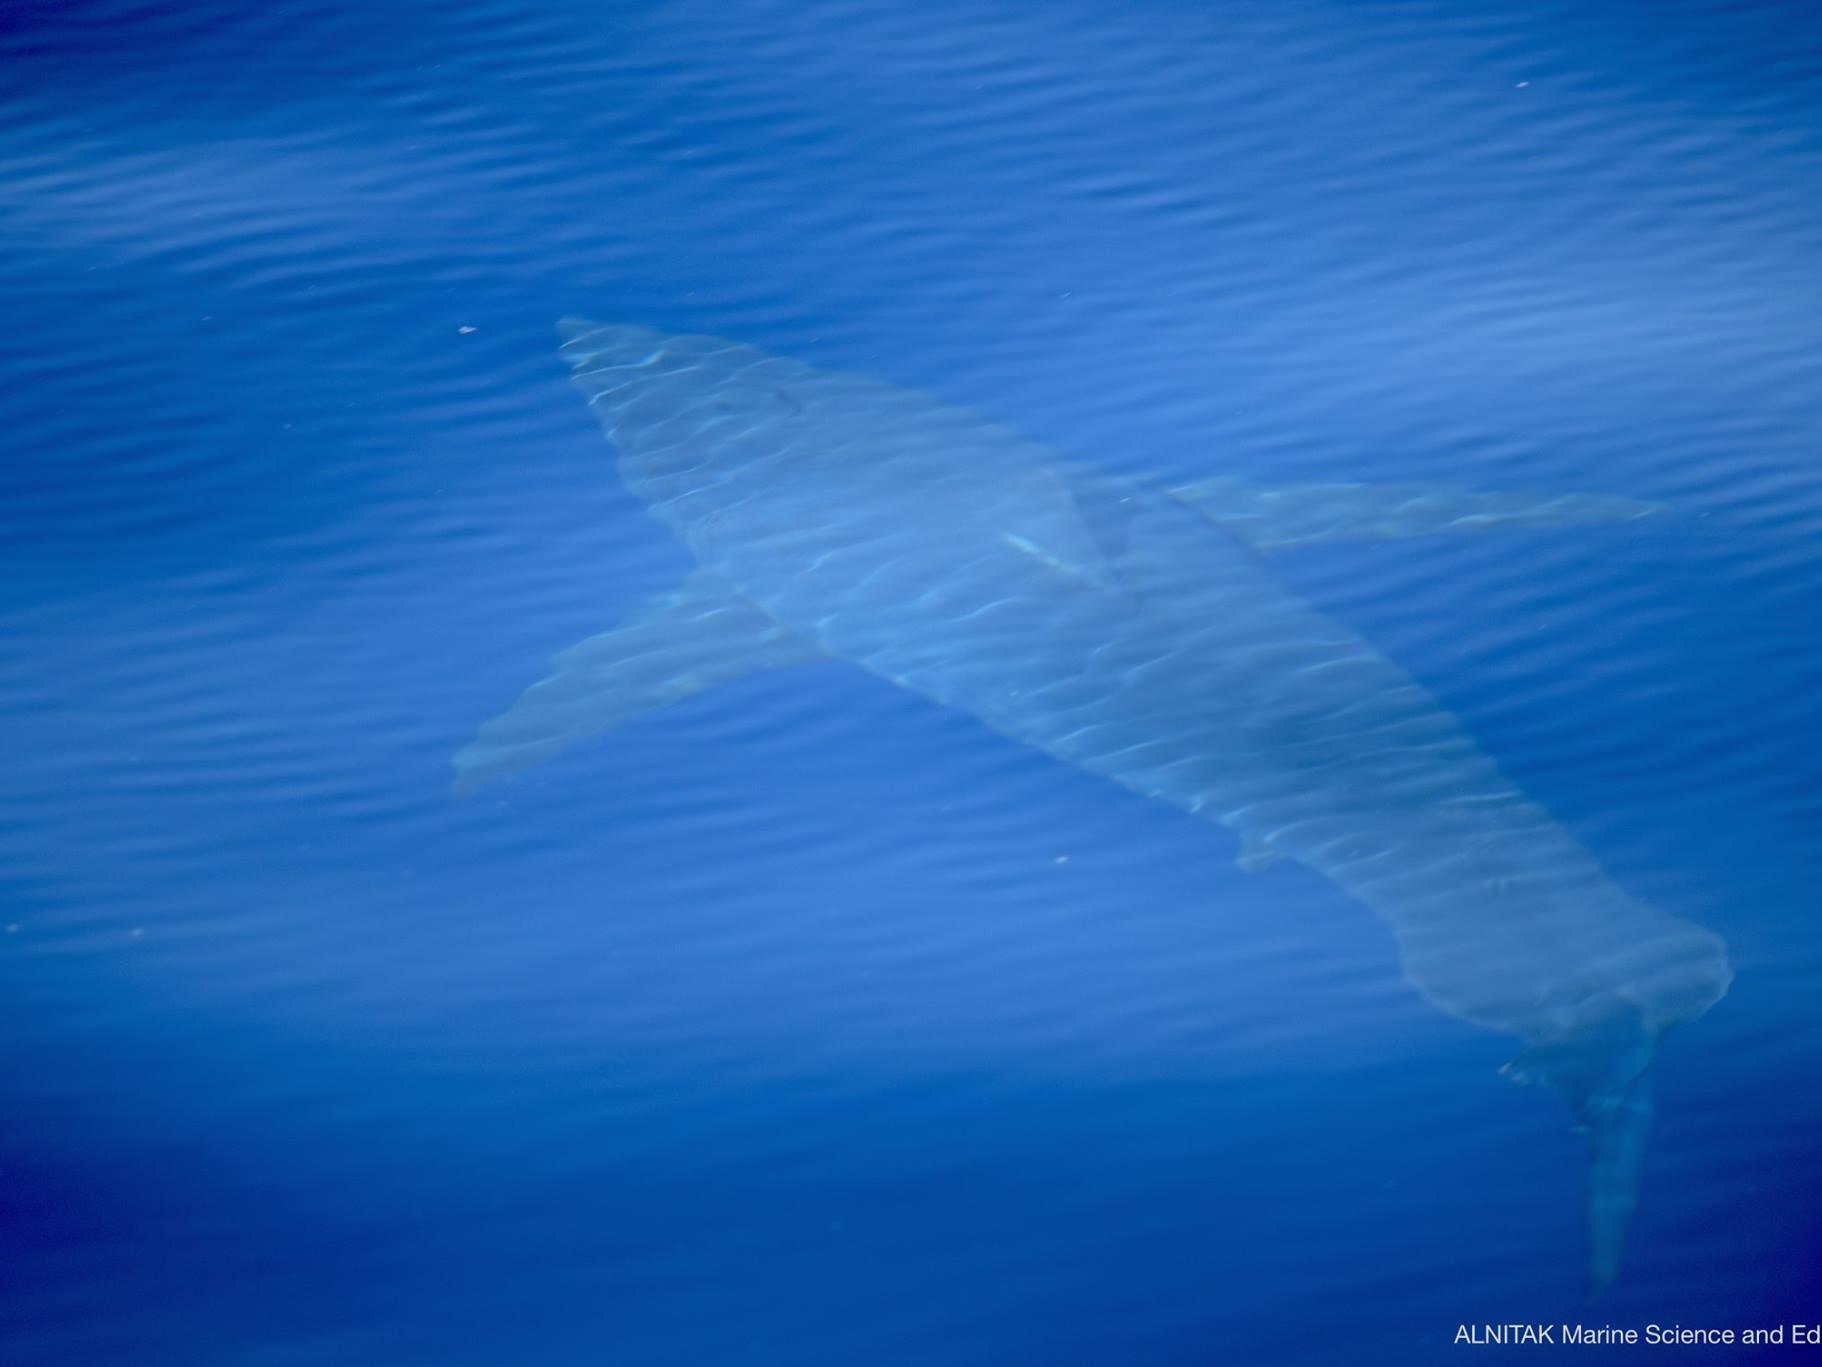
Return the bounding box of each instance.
[556,317,666,367]
[554,318,815,527]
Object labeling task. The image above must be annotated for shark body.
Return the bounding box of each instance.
[460,320,1731,1293]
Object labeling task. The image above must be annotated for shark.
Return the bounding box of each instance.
[458,319,1732,1295]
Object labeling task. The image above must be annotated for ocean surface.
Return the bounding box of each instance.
[3,1,1820,1362]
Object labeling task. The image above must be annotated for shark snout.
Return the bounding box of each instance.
[556,318,665,367]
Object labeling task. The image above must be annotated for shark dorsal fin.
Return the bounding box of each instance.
[992,468,1118,590]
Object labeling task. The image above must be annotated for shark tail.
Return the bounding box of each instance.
[1580,1057,1655,1298]
[1502,994,1657,1299]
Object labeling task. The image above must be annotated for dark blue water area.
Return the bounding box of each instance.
[2,0,1821,1361]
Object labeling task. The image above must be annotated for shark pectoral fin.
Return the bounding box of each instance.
[1502,996,1658,1298]
[1168,476,1668,552]
[453,570,824,793]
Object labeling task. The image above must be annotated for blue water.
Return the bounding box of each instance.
[3,1,1820,1361]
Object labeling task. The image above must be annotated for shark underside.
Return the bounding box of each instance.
[459,320,1731,1295]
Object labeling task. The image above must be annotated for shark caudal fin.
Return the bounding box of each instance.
[1501,994,1657,1299]
[1579,1063,1655,1298]
[1168,475,1667,552]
